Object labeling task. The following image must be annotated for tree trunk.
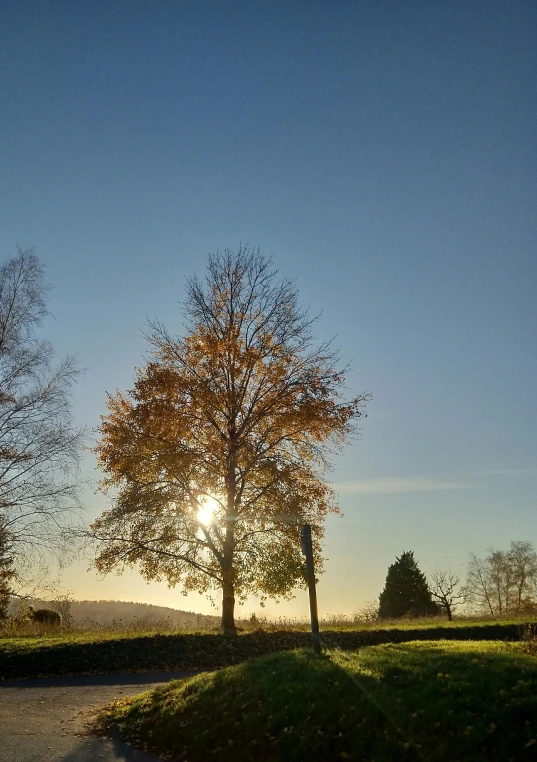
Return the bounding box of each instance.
[446,603,453,622]
[221,430,238,637]
[221,571,236,636]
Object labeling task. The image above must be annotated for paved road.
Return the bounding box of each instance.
[0,672,194,762]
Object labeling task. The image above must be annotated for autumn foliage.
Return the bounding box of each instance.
[92,248,370,633]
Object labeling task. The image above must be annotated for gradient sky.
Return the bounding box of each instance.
[1,1,536,619]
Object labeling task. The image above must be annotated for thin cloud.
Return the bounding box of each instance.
[469,468,537,477]
[335,476,475,495]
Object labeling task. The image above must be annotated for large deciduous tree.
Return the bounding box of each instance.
[92,247,370,634]
[0,248,83,579]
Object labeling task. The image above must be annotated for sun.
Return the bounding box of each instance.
[197,495,220,526]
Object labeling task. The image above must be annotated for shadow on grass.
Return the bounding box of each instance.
[104,644,537,762]
[2,622,536,679]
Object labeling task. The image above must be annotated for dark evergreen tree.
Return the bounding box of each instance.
[0,519,15,620]
[378,551,438,618]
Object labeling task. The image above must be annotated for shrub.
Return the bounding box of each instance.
[31,608,62,625]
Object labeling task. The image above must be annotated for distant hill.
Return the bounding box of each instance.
[18,599,220,629]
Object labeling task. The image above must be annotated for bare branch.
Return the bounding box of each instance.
[0,248,85,590]
[429,567,466,621]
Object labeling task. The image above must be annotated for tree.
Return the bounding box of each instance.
[488,548,514,614]
[466,542,537,615]
[428,568,466,621]
[353,600,379,624]
[49,592,74,628]
[378,551,438,619]
[0,248,83,575]
[507,541,537,611]
[0,517,15,619]
[92,247,370,634]
[466,553,495,616]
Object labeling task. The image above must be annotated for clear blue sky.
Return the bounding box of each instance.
[1,1,535,618]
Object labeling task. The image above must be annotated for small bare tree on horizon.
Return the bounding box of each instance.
[428,568,466,621]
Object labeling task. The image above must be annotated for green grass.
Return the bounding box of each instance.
[95,640,537,761]
[1,620,536,679]
[326,615,537,630]
[2,613,534,640]
[1,613,534,641]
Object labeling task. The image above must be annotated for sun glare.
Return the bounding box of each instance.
[197,495,220,526]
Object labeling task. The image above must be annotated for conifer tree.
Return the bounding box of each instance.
[378,551,438,618]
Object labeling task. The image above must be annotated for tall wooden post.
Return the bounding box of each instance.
[301,523,321,654]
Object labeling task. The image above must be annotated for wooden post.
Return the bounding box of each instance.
[301,523,321,654]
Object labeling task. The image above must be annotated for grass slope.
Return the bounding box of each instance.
[1,622,536,679]
[96,641,537,762]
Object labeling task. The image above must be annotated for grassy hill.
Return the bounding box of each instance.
[95,641,537,761]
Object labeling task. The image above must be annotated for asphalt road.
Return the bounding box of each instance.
[0,672,194,762]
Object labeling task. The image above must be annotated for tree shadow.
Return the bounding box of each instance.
[0,670,196,689]
[58,732,161,761]
[120,645,537,761]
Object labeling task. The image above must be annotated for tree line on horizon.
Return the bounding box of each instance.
[5,597,220,629]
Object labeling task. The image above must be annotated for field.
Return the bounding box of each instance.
[1,616,535,679]
[95,640,537,761]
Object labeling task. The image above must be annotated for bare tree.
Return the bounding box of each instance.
[50,592,75,628]
[0,516,15,619]
[507,541,537,611]
[466,542,537,616]
[7,554,69,602]
[466,553,495,616]
[428,568,466,621]
[353,601,379,624]
[0,248,84,579]
[488,549,515,615]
